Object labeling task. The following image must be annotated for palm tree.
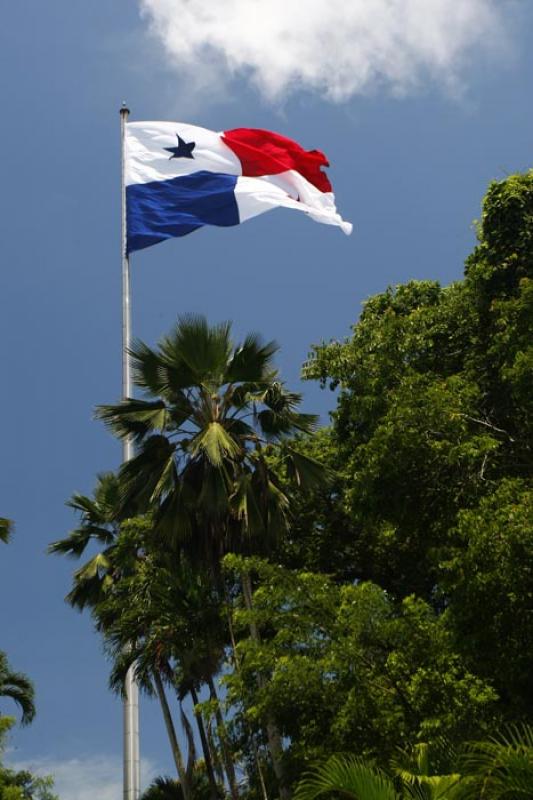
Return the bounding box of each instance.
[0,651,35,726]
[96,315,325,800]
[459,724,533,800]
[49,477,195,798]
[99,555,234,800]
[96,314,323,567]
[48,471,124,609]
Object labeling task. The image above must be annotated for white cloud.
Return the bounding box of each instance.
[9,753,159,800]
[138,0,511,103]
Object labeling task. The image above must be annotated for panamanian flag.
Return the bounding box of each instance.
[125,122,352,253]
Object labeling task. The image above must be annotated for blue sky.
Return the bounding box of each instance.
[0,1,532,797]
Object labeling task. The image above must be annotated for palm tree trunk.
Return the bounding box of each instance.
[207,674,240,800]
[242,572,291,800]
[153,671,192,800]
[180,701,197,786]
[190,685,220,800]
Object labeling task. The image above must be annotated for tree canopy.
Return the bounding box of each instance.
[50,171,533,798]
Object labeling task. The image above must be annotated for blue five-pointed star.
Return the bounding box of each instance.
[164,134,196,160]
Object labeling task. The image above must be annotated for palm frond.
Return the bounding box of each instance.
[154,482,194,543]
[230,472,264,534]
[0,654,36,726]
[96,398,172,443]
[295,755,398,800]
[284,446,330,489]
[65,493,102,518]
[391,738,460,784]
[196,463,231,516]
[161,314,232,385]
[48,526,113,558]
[129,340,172,396]
[66,473,122,523]
[119,435,177,513]
[460,723,533,800]
[0,518,13,544]
[65,552,115,609]
[225,332,279,383]
[189,422,240,467]
[140,775,182,800]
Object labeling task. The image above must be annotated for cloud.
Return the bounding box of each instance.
[138,0,511,103]
[9,753,159,800]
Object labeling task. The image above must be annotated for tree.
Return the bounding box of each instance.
[98,553,230,800]
[296,173,533,731]
[302,173,533,602]
[223,557,496,783]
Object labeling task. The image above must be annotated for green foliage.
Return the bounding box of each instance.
[97,549,225,701]
[0,718,58,800]
[295,726,533,800]
[300,171,533,722]
[302,175,532,598]
[223,558,496,776]
[0,769,58,800]
[294,748,464,800]
[442,479,533,716]
[295,756,398,800]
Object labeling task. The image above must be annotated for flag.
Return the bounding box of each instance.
[125,122,352,253]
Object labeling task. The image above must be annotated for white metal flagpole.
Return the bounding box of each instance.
[120,102,140,800]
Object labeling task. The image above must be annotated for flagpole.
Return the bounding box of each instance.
[120,102,140,800]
